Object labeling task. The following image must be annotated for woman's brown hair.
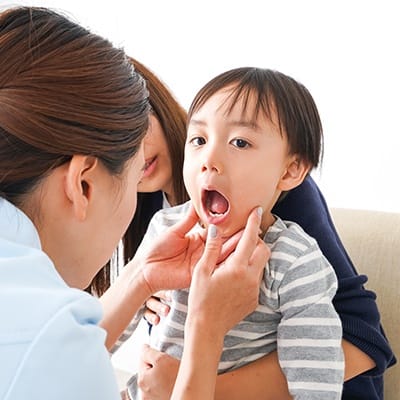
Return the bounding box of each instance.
[89,58,189,295]
[0,7,149,207]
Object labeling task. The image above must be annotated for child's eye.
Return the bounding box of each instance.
[231,138,250,148]
[189,136,206,146]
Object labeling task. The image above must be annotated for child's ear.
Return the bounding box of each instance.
[64,155,98,221]
[278,155,310,191]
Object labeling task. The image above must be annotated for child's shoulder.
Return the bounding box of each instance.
[152,200,192,227]
[265,216,319,256]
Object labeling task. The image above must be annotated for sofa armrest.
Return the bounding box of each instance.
[330,208,400,398]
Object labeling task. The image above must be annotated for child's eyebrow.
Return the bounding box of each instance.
[189,118,261,132]
[226,119,262,133]
[188,118,205,127]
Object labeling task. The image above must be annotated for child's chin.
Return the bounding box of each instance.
[219,225,243,240]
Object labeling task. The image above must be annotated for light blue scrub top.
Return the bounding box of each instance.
[0,198,120,400]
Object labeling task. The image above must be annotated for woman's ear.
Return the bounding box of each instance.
[64,155,98,221]
[278,155,310,192]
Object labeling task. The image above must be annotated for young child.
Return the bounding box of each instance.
[130,67,344,399]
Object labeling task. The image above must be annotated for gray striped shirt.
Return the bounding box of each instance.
[123,201,344,399]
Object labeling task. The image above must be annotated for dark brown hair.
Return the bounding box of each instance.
[0,7,149,207]
[89,57,189,295]
[188,67,323,169]
[130,57,188,206]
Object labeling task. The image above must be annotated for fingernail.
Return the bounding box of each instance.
[161,305,169,316]
[257,207,263,217]
[208,224,217,238]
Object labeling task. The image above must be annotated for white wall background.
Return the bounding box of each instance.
[2,0,399,214]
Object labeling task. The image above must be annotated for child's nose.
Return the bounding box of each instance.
[201,146,223,174]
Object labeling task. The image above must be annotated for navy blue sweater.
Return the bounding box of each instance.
[140,175,396,399]
[273,175,396,399]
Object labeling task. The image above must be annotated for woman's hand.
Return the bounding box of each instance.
[139,203,250,297]
[137,345,179,400]
[142,222,254,326]
[171,207,270,400]
[139,204,205,294]
[186,206,269,335]
[101,205,203,349]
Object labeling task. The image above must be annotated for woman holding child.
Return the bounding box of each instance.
[96,61,395,399]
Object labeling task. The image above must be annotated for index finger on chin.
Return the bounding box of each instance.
[233,207,263,263]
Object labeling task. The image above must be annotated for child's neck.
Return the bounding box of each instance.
[260,212,276,237]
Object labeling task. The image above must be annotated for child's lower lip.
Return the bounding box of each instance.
[201,189,230,226]
[142,157,157,178]
[202,209,229,226]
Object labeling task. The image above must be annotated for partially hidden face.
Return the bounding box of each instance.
[91,143,145,280]
[39,144,146,290]
[183,87,295,238]
[138,114,173,195]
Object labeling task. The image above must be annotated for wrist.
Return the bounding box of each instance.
[119,257,153,303]
[99,257,154,349]
[185,313,225,353]
[173,316,224,400]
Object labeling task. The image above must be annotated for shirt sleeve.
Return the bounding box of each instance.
[6,295,121,400]
[273,175,396,376]
[110,305,145,354]
[275,242,344,399]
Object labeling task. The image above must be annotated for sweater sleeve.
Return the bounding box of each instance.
[272,176,396,390]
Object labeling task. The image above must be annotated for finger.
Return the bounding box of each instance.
[217,229,243,264]
[140,343,165,365]
[169,202,199,236]
[234,206,263,263]
[138,344,153,371]
[145,296,170,317]
[194,224,222,276]
[249,238,270,265]
[143,309,160,325]
[249,239,270,279]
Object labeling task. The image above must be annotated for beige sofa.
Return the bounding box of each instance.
[331,208,399,399]
[115,208,400,398]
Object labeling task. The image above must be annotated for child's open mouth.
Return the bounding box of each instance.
[201,189,230,224]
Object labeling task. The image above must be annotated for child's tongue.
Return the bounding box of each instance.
[207,191,228,214]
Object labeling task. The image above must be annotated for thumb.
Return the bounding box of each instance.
[170,203,199,237]
[138,344,153,371]
[195,224,222,276]
[140,343,162,365]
